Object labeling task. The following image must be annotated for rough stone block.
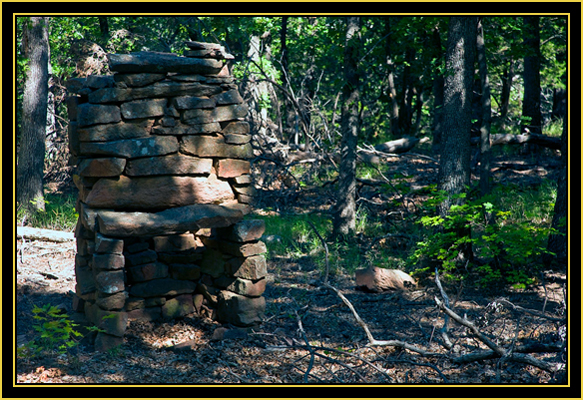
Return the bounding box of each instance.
[125,249,157,267]
[95,270,125,294]
[182,103,247,124]
[213,89,244,105]
[228,255,267,280]
[78,157,126,178]
[216,159,250,178]
[169,264,201,280]
[79,135,178,158]
[95,233,124,254]
[94,332,124,352]
[113,72,166,87]
[86,75,115,89]
[200,249,227,278]
[161,294,195,319]
[125,154,212,176]
[127,262,169,282]
[217,291,265,327]
[172,96,216,109]
[93,253,125,270]
[108,51,225,75]
[75,264,96,295]
[220,121,250,135]
[180,136,252,159]
[226,278,266,297]
[218,219,265,243]
[153,233,196,252]
[78,119,154,142]
[121,98,167,119]
[129,278,196,298]
[77,103,121,127]
[152,121,221,135]
[89,81,223,104]
[85,174,234,210]
[96,204,243,237]
[220,240,267,257]
[126,306,162,322]
[96,291,127,311]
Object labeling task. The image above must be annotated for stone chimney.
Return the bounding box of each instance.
[67,42,266,351]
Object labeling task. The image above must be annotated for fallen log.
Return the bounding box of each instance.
[17,226,75,242]
[471,133,561,150]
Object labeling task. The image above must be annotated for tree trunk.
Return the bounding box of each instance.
[384,17,400,138]
[398,46,415,137]
[430,25,444,154]
[476,18,492,196]
[521,16,542,135]
[546,116,568,266]
[499,56,514,129]
[437,17,478,262]
[332,17,361,239]
[17,17,50,213]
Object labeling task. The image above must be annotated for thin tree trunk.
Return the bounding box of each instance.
[332,16,361,239]
[384,17,400,138]
[477,18,492,196]
[521,16,542,135]
[499,56,514,129]
[17,17,50,213]
[546,116,568,266]
[431,25,444,154]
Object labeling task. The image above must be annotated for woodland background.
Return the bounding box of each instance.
[15,15,570,386]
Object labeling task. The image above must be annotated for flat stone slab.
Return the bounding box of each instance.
[85,175,234,210]
[108,52,224,75]
[96,203,244,237]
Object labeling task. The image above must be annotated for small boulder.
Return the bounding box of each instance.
[355,267,416,292]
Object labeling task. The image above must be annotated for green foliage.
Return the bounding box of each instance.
[17,191,78,231]
[18,304,83,359]
[408,183,558,288]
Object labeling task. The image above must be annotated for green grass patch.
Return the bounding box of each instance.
[17,191,78,231]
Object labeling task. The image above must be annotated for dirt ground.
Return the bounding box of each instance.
[14,151,569,387]
[14,238,567,386]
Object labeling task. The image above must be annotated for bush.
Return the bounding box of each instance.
[408,184,558,289]
[18,304,83,359]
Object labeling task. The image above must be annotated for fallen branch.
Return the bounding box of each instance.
[435,296,562,373]
[17,226,74,243]
[307,221,438,357]
[494,298,565,323]
[470,132,561,150]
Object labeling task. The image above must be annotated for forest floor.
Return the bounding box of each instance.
[14,150,569,386]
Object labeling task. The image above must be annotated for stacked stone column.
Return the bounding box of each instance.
[67,42,266,351]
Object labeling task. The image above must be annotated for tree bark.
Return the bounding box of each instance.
[332,17,361,239]
[521,16,542,135]
[437,17,478,263]
[476,18,492,196]
[384,17,400,138]
[546,116,568,266]
[17,17,50,213]
[438,17,477,214]
[431,26,445,153]
[498,56,514,130]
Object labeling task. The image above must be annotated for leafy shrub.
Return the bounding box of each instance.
[18,304,83,359]
[408,185,558,288]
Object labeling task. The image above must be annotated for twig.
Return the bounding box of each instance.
[294,309,315,383]
[306,220,438,357]
[435,297,560,373]
[434,268,453,349]
[435,296,505,356]
[494,298,565,322]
